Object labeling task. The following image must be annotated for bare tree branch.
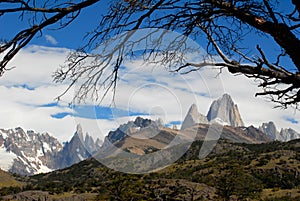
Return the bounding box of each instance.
[1,0,300,108]
[0,0,100,75]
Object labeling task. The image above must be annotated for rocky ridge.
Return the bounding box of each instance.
[181,94,299,142]
[0,125,101,175]
[1,93,299,175]
[259,121,300,141]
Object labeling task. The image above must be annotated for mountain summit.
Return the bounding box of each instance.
[259,121,279,140]
[259,121,300,142]
[207,94,244,127]
[181,104,208,130]
[0,125,101,175]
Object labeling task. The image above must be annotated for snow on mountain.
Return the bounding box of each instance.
[210,117,231,126]
[207,94,244,127]
[182,94,299,142]
[0,147,17,171]
[0,125,101,175]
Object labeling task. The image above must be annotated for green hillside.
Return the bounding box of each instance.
[2,139,300,200]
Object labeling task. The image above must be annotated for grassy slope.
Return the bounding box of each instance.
[2,139,300,200]
[0,169,22,188]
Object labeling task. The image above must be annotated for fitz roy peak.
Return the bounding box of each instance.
[180,94,299,142]
[207,94,244,127]
[181,94,244,129]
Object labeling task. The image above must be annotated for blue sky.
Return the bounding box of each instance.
[0,44,299,142]
[0,1,299,142]
[0,1,108,49]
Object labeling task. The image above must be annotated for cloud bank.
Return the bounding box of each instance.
[0,45,299,143]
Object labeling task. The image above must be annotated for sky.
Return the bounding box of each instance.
[0,1,299,143]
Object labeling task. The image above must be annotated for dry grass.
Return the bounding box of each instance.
[0,170,23,188]
[262,188,300,199]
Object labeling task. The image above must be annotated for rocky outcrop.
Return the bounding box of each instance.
[244,126,272,142]
[207,94,244,127]
[278,128,300,142]
[102,117,163,149]
[0,127,62,175]
[259,121,279,140]
[181,104,208,130]
[0,125,101,175]
[2,191,90,201]
[55,125,91,169]
[259,121,300,142]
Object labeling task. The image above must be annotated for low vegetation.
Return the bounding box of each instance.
[1,139,300,200]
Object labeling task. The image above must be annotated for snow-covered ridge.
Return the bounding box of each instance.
[0,147,17,171]
[0,125,101,175]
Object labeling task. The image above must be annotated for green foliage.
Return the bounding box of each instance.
[3,140,300,200]
[215,163,263,200]
[0,186,22,196]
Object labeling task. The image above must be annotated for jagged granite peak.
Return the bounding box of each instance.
[207,94,244,127]
[75,124,84,141]
[84,133,99,154]
[0,125,101,175]
[134,116,152,127]
[107,117,161,143]
[95,138,103,147]
[55,126,101,169]
[259,122,300,142]
[181,103,208,130]
[259,121,279,140]
[101,116,163,150]
[278,128,300,142]
[0,127,62,175]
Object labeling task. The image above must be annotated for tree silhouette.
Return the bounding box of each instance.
[1,0,300,108]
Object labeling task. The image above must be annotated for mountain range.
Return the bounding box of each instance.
[0,93,299,175]
[181,94,299,141]
[0,125,101,175]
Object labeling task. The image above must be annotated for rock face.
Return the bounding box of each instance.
[243,126,272,142]
[278,128,300,142]
[54,124,101,169]
[259,121,300,142]
[0,125,101,175]
[207,94,244,127]
[0,127,62,175]
[259,121,279,140]
[181,104,208,130]
[102,117,163,150]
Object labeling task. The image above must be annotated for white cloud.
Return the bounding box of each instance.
[0,46,75,142]
[45,35,58,45]
[0,45,299,144]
